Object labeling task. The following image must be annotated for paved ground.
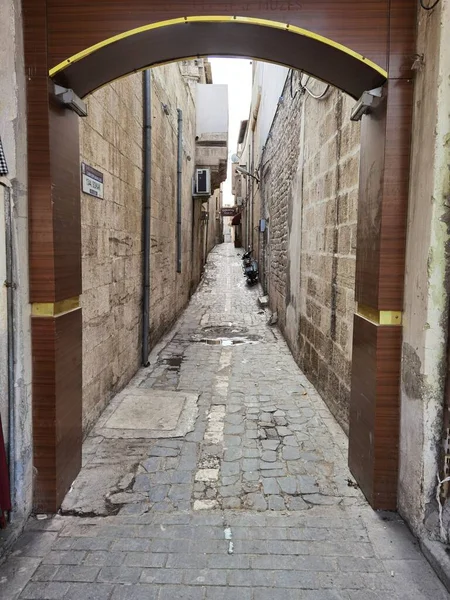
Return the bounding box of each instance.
[1,244,448,599]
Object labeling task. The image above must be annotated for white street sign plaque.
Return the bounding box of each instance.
[81,163,104,198]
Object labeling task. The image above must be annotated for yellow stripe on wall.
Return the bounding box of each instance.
[357,304,402,326]
[32,297,80,317]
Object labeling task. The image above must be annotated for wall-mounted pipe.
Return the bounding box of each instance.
[1,181,14,521]
[205,211,209,264]
[141,70,152,367]
[176,109,183,273]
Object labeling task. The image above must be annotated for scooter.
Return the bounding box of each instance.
[241,247,252,272]
[241,247,259,285]
[241,247,252,262]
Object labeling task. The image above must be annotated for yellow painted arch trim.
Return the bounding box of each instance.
[49,15,387,79]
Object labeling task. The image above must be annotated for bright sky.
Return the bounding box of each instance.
[209,58,252,206]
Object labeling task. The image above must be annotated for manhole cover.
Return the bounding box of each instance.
[201,325,248,337]
[199,338,249,346]
[192,325,261,346]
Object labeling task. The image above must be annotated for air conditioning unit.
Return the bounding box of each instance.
[193,168,211,196]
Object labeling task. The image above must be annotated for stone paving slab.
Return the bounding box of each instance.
[0,244,448,599]
[3,508,448,599]
[97,390,199,439]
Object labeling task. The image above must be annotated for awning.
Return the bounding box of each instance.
[231,213,241,226]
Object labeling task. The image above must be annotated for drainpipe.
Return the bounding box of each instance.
[251,91,261,255]
[251,129,255,252]
[205,211,209,264]
[1,181,15,520]
[176,109,182,273]
[142,70,152,367]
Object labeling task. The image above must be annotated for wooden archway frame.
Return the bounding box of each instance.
[49,17,387,99]
[23,0,416,512]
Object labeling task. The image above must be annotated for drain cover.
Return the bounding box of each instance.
[192,325,261,346]
[201,325,248,337]
[199,338,249,346]
[98,390,198,439]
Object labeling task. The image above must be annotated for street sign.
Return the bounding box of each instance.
[221,207,237,217]
[81,163,104,198]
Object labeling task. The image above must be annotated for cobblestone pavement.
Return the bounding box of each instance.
[1,244,448,599]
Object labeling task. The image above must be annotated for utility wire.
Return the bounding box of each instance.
[260,70,304,174]
[302,77,330,100]
[419,0,441,10]
[260,69,330,175]
[289,69,330,101]
[289,69,301,101]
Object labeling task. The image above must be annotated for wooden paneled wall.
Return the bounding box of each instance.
[46,1,390,73]
[349,0,416,509]
[24,0,83,511]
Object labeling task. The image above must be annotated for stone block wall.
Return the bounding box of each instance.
[80,63,198,435]
[262,72,360,430]
[80,73,144,434]
[206,189,223,255]
[149,65,197,343]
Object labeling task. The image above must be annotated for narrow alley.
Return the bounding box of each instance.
[1,244,447,599]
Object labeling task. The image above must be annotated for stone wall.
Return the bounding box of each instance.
[149,65,197,343]
[399,0,450,540]
[206,189,223,256]
[0,0,33,530]
[191,190,221,292]
[80,74,144,434]
[262,72,360,431]
[80,63,198,434]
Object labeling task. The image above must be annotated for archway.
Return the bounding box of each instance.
[23,1,416,512]
[49,17,387,99]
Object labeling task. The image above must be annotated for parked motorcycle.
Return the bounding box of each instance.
[241,247,252,271]
[241,247,259,285]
